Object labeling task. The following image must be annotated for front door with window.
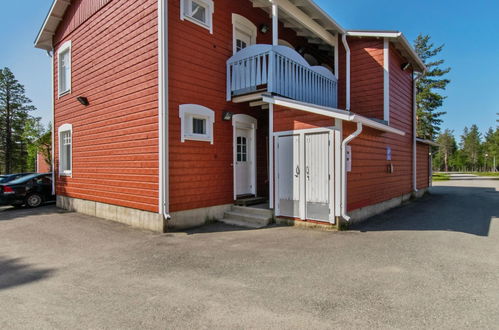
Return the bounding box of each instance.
[235,128,253,196]
[234,28,252,53]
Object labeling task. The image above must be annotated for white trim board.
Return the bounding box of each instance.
[383,38,390,123]
[262,95,405,136]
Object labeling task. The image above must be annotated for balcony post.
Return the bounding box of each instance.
[271,0,279,46]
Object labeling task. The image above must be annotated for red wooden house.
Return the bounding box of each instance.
[35,0,435,232]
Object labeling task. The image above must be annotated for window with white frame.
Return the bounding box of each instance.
[180,0,214,33]
[57,41,72,96]
[58,124,72,176]
[179,104,215,144]
[232,14,257,54]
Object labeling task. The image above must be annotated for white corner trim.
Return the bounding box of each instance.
[158,0,169,218]
[384,38,390,123]
[57,123,73,178]
[57,40,72,97]
[179,104,215,144]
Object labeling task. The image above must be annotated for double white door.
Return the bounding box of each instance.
[276,131,333,222]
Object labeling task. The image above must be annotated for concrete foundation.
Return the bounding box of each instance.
[168,204,233,230]
[57,196,166,232]
[348,188,428,225]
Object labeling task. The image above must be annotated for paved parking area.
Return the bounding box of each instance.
[1,179,498,329]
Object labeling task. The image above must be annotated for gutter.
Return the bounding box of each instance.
[413,75,419,192]
[158,0,170,223]
[341,122,363,222]
[48,49,55,195]
[341,34,351,110]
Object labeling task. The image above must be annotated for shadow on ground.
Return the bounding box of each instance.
[0,203,59,222]
[351,186,499,237]
[0,257,55,291]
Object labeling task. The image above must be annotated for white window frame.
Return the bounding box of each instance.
[57,40,72,97]
[58,123,73,177]
[232,14,257,55]
[179,104,215,144]
[180,0,214,34]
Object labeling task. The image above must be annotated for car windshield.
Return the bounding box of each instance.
[7,174,41,185]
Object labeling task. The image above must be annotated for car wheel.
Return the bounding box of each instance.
[26,193,43,208]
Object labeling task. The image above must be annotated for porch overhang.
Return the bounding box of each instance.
[34,0,71,51]
[262,94,406,136]
[416,138,440,147]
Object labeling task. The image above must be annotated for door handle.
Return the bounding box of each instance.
[295,166,300,177]
[306,166,310,180]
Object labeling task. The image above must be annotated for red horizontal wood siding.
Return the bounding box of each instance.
[273,105,334,132]
[55,0,111,42]
[344,44,415,211]
[417,143,430,190]
[53,0,159,212]
[349,38,384,120]
[168,0,333,213]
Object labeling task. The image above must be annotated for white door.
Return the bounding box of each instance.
[234,28,253,53]
[235,128,253,196]
[305,132,331,221]
[277,135,301,218]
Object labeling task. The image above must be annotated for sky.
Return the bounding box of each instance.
[0,0,498,138]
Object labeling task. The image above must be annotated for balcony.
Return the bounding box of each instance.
[227,45,338,108]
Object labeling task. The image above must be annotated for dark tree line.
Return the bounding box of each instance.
[433,126,499,172]
[0,67,50,174]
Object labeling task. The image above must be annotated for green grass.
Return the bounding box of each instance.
[432,173,451,181]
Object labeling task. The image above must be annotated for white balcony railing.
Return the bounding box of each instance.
[227,45,338,108]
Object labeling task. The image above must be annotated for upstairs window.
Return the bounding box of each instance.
[58,124,72,176]
[181,0,214,34]
[179,104,215,144]
[57,41,72,96]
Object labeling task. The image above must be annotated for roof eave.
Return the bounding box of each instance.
[346,30,427,73]
[34,0,71,51]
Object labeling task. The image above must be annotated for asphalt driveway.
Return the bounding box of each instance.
[1,178,498,329]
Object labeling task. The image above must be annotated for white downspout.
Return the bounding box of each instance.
[412,75,420,193]
[48,49,55,195]
[271,0,279,46]
[341,122,362,222]
[158,0,170,222]
[341,34,351,111]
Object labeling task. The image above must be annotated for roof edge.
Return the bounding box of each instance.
[34,0,71,51]
[346,30,426,73]
[416,138,440,147]
[262,94,405,136]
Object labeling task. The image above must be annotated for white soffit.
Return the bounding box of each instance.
[416,138,440,147]
[35,0,71,51]
[250,0,344,48]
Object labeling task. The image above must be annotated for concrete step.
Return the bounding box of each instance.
[231,205,273,218]
[218,217,266,229]
[235,196,267,206]
[223,211,271,226]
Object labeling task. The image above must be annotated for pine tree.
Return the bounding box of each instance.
[461,125,482,171]
[414,34,451,140]
[0,67,36,173]
[435,129,456,172]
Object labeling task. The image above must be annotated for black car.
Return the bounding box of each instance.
[0,173,34,184]
[0,173,55,208]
